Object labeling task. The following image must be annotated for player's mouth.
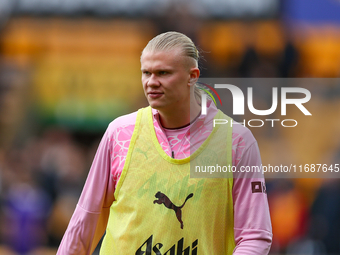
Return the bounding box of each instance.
[147,92,164,99]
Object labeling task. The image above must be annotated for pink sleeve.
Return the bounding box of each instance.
[232,141,273,255]
[57,127,114,255]
[57,112,138,255]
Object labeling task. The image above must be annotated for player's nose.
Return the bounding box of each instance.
[146,74,160,87]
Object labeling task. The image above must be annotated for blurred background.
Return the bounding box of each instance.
[0,0,340,254]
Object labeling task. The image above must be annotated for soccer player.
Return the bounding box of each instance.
[57,31,272,254]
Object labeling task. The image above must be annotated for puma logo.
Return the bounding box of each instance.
[136,147,150,159]
[153,191,194,229]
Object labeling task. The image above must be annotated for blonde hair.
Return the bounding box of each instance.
[142,31,203,103]
[143,31,199,62]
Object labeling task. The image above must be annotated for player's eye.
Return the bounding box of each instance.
[142,71,151,75]
[159,71,168,75]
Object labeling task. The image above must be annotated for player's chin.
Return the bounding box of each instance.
[148,100,162,109]
[147,97,161,107]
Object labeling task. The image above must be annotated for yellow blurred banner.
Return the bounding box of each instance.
[1,17,154,130]
[33,54,143,129]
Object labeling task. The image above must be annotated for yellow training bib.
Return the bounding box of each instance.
[100,106,235,254]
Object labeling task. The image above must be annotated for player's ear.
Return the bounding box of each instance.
[188,67,200,87]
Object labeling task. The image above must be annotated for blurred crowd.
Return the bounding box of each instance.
[1,1,340,254]
[0,128,101,254]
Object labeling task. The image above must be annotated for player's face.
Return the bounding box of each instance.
[141,49,193,112]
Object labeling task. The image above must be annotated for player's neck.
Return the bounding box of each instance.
[158,102,201,129]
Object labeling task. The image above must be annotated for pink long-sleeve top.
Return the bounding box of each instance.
[57,101,272,255]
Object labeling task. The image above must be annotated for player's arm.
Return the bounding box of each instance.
[232,141,273,255]
[57,127,115,255]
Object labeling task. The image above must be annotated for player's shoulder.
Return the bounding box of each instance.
[106,110,139,135]
[216,109,257,148]
[230,119,261,166]
[232,119,257,148]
